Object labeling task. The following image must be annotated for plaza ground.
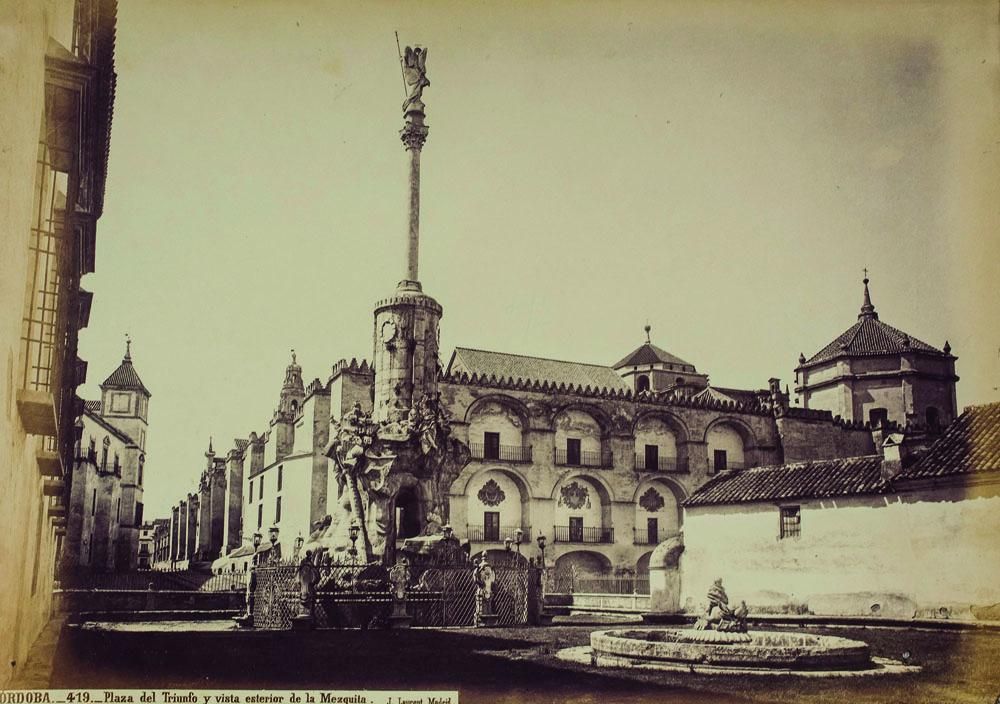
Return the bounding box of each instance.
[10,615,1000,704]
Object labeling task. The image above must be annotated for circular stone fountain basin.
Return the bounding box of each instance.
[591,628,873,671]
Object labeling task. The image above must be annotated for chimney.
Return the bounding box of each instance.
[880,433,906,482]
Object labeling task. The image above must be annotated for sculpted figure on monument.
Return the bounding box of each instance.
[325,393,470,565]
[694,578,749,633]
[473,554,495,627]
[401,46,430,112]
[389,556,411,600]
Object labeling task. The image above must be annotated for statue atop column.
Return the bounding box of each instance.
[401,46,430,113]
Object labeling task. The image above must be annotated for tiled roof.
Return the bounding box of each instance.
[101,355,150,395]
[901,402,1000,480]
[684,455,888,507]
[613,342,695,371]
[802,316,944,366]
[447,347,629,392]
[84,400,102,414]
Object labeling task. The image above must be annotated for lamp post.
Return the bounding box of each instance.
[252,532,262,567]
[515,528,523,555]
[348,523,359,566]
[504,537,513,553]
[443,524,453,541]
[536,532,547,570]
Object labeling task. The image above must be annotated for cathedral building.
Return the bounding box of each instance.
[158,274,957,585]
[64,343,150,572]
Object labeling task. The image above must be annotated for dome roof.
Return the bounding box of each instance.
[799,278,949,368]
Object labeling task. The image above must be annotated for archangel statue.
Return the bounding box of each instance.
[401,45,430,112]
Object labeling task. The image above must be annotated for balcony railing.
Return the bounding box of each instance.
[633,454,688,472]
[554,448,613,468]
[466,524,532,544]
[633,528,676,545]
[553,525,614,544]
[469,443,533,463]
[712,460,747,472]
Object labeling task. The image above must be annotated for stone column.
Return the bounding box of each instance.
[398,90,429,291]
[372,90,440,424]
[170,504,179,563]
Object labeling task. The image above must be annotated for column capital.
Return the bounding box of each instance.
[400,121,429,151]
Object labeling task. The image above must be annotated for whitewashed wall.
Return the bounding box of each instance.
[681,483,1000,617]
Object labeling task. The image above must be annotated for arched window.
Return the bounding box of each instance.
[868,408,888,428]
[636,375,650,393]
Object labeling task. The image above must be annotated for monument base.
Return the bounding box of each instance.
[388,599,412,629]
[291,614,315,631]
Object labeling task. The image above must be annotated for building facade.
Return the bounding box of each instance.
[0,0,116,687]
[162,293,940,584]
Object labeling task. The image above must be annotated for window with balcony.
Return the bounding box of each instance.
[566,438,581,466]
[483,432,501,460]
[780,506,800,539]
[713,449,728,472]
[644,444,659,471]
[636,375,650,393]
[569,516,583,543]
[483,511,500,542]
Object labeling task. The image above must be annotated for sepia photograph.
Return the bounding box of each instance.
[1,1,999,702]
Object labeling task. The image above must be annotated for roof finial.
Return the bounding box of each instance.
[291,348,297,366]
[125,333,132,360]
[644,323,651,344]
[207,436,214,454]
[859,269,878,320]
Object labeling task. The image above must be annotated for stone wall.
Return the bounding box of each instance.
[681,482,1000,618]
[776,410,874,462]
[0,0,78,687]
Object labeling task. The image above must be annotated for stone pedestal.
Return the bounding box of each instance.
[388,598,412,629]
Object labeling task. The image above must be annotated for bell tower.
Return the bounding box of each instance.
[373,45,442,424]
[271,349,305,458]
[99,336,151,451]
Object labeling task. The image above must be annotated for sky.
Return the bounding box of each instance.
[78,1,1000,520]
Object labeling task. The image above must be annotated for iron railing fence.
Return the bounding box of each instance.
[632,528,675,545]
[469,443,533,463]
[633,454,688,472]
[545,567,649,595]
[552,525,614,544]
[249,559,535,630]
[465,524,532,544]
[554,448,613,468]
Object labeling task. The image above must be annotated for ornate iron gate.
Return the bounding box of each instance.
[249,556,534,630]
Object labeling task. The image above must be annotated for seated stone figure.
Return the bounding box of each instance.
[694,578,748,633]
